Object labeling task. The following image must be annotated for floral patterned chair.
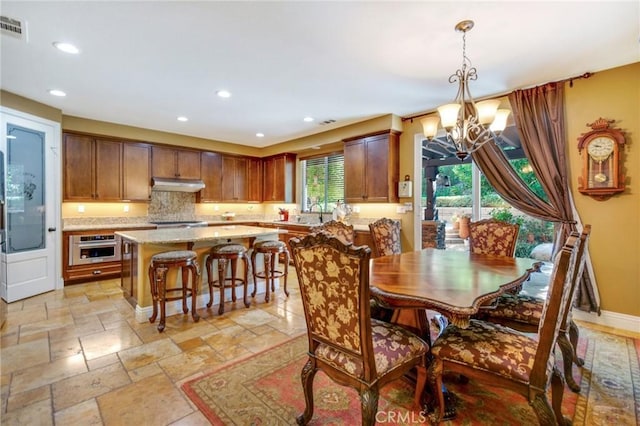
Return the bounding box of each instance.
[479,225,592,393]
[310,220,355,245]
[368,217,401,257]
[427,233,581,425]
[468,218,520,257]
[288,232,429,426]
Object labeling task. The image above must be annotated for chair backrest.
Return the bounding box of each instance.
[561,225,592,329]
[369,217,402,256]
[310,220,355,245]
[530,232,581,389]
[468,219,520,257]
[288,233,377,379]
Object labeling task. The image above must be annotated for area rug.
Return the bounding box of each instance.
[182,327,639,425]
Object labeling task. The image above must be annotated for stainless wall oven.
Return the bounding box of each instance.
[69,234,122,266]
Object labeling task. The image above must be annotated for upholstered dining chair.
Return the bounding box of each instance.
[368,217,402,257]
[288,232,429,426]
[309,220,355,245]
[479,225,592,393]
[468,218,520,257]
[427,233,581,425]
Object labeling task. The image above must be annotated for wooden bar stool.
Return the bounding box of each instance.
[205,243,251,315]
[148,250,200,332]
[250,240,290,303]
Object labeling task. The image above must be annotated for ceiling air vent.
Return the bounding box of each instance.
[1,16,26,40]
[319,119,336,126]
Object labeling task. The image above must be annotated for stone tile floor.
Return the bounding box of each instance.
[1,261,635,425]
[1,276,307,425]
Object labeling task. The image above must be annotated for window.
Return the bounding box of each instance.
[423,140,554,258]
[301,153,344,213]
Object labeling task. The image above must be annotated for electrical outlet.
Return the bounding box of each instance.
[396,206,406,214]
[123,204,130,212]
[404,202,413,212]
[77,205,85,213]
[213,205,219,211]
[352,206,361,213]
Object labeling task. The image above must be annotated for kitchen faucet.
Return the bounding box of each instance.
[308,200,324,223]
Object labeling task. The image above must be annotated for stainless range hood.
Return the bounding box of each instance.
[151,177,205,192]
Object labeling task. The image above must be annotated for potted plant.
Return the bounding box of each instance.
[458,214,471,239]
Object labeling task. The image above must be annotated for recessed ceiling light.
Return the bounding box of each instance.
[256,133,265,138]
[53,42,80,54]
[216,90,231,98]
[177,116,188,122]
[303,116,314,122]
[49,89,66,97]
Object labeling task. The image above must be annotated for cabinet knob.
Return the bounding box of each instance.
[92,270,102,275]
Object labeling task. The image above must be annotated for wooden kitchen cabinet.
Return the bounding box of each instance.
[263,153,296,203]
[151,146,201,179]
[221,155,248,202]
[123,142,151,201]
[64,134,122,201]
[343,131,399,203]
[199,151,223,202]
[247,157,263,202]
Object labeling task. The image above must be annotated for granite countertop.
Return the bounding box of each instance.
[115,225,282,244]
[63,219,370,232]
[269,221,369,232]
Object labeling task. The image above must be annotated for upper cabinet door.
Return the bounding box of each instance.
[344,131,399,203]
[63,134,123,201]
[123,143,151,201]
[200,151,223,202]
[176,150,201,179]
[94,139,122,201]
[151,146,177,178]
[221,156,248,202]
[247,157,263,203]
[64,134,94,200]
[151,146,201,179]
[263,153,296,203]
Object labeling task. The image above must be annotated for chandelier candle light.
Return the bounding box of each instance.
[421,20,511,160]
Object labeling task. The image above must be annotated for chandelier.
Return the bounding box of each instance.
[421,20,510,160]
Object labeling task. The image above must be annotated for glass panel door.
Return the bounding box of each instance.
[5,124,46,253]
[1,107,60,302]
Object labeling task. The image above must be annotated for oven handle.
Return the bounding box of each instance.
[75,240,119,247]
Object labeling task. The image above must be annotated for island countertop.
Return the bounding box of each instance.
[115,225,281,244]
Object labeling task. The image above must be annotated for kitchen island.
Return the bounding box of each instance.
[115,225,282,323]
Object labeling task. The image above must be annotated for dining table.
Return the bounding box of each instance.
[369,248,541,343]
[368,248,541,418]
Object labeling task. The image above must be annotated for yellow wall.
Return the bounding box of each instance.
[565,62,640,317]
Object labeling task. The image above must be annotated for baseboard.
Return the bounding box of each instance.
[573,309,640,334]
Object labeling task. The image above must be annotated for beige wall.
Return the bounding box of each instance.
[1,90,62,122]
[2,64,639,318]
[565,62,639,317]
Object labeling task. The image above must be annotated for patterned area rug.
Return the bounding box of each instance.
[182,327,639,425]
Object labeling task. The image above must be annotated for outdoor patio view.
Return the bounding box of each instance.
[428,158,554,259]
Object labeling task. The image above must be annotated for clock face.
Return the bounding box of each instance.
[587,136,615,161]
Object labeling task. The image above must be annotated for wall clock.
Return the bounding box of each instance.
[577,118,626,200]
